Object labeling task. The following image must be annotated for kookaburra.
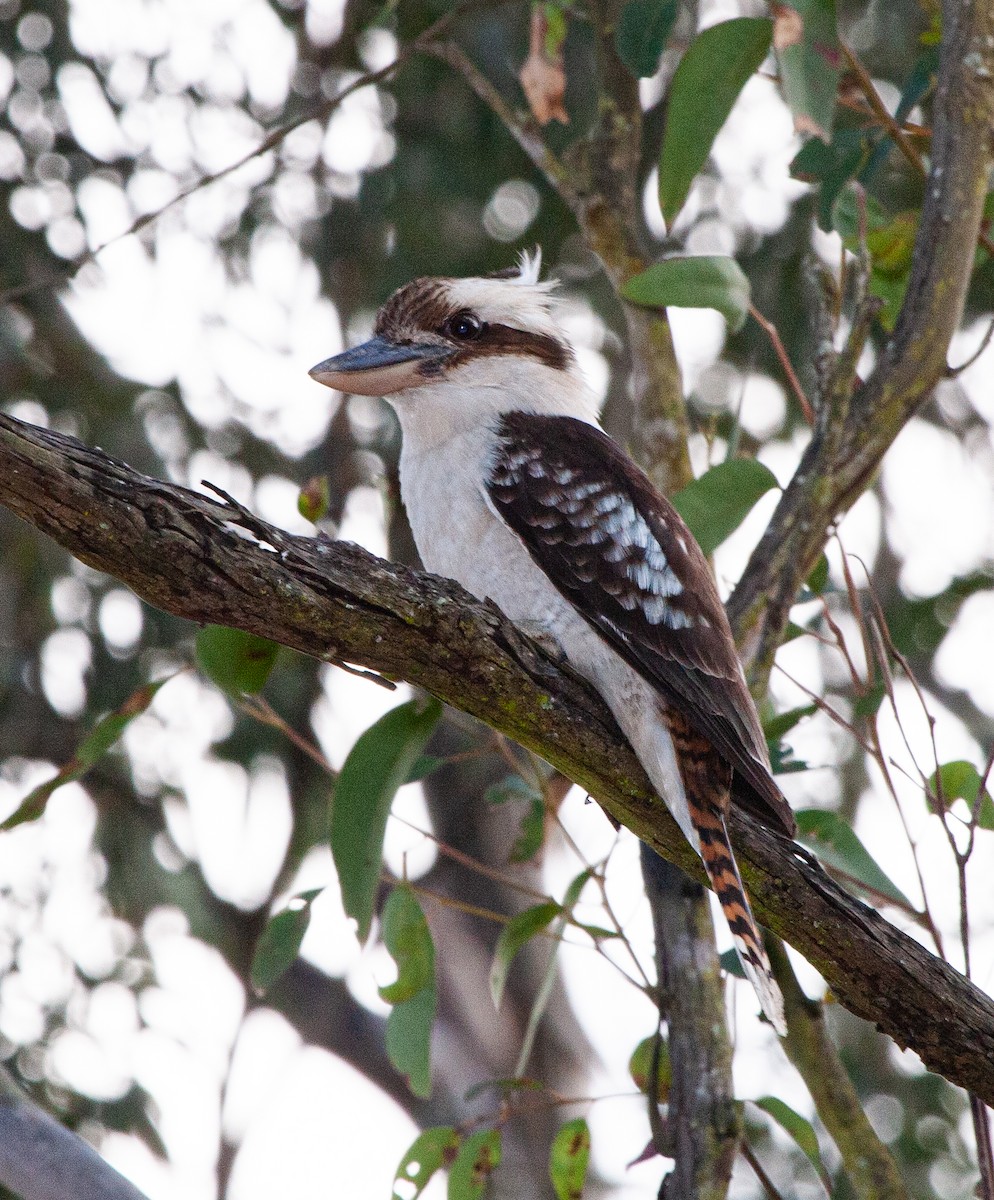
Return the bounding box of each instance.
[310,251,794,1035]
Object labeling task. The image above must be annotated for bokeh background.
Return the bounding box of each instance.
[1,0,993,1196]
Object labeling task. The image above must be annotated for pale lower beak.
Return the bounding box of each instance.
[309,336,453,396]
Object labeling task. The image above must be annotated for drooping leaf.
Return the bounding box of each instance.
[797,553,829,601]
[765,702,816,775]
[562,867,595,910]
[331,697,442,943]
[447,1129,502,1200]
[763,704,816,743]
[658,18,773,223]
[671,458,780,555]
[406,754,448,783]
[490,901,562,1009]
[485,773,546,861]
[790,127,868,230]
[628,1036,672,1101]
[615,0,678,78]
[753,1096,828,1185]
[885,571,992,658]
[250,889,322,995]
[927,762,994,830]
[381,885,437,1098]
[1,676,174,830]
[623,256,752,332]
[549,1118,591,1200]
[392,1127,460,1200]
[773,0,840,142]
[195,625,279,695]
[795,809,913,906]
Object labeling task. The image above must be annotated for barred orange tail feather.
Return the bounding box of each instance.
[691,797,787,1036]
[665,708,787,1035]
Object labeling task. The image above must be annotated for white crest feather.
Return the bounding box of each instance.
[514,247,543,286]
[443,248,560,338]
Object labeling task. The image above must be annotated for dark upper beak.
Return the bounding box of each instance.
[309,335,453,396]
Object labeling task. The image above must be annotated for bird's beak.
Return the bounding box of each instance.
[309,336,453,396]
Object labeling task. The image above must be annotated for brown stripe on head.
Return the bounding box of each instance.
[373,271,575,377]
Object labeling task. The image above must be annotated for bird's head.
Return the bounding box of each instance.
[309,250,597,424]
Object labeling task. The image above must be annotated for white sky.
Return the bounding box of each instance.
[1,0,993,1198]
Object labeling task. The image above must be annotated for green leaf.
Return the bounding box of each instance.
[1,676,173,830]
[485,774,547,861]
[763,704,816,743]
[297,473,330,523]
[615,0,678,77]
[490,901,562,1009]
[628,1036,672,1100]
[195,625,279,695]
[510,797,546,863]
[719,947,746,978]
[406,754,448,783]
[623,256,751,332]
[549,1118,591,1200]
[795,809,912,906]
[562,867,595,910]
[774,0,840,142]
[790,127,868,230]
[392,1127,460,1200]
[671,458,779,556]
[753,1096,827,1184]
[801,553,829,599]
[927,762,994,830]
[331,697,442,943]
[250,889,322,995]
[381,885,437,1098]
[658,18,773,222]
[447,1129,502,1200]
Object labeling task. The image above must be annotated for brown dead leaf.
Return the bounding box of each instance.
[518,6,569,126]
[772,2,804,51]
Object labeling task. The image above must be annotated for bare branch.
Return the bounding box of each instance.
[3,412,994,1103]
[0,1066,150,1200]
[728,0,994,676]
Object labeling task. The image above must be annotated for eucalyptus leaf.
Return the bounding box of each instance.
[615,0,678,78]
[623,256,752,332]
[381,885,437,1098]
[659,18,773,222]
[549,1118,591,1200]
[195,625,279,695]
[795,809,913,907]
[392,1127,460,1200]
[331,697,442,942]
[2,676,174,830]
[671,458,779,555]
[490,901,562,1010]
[447,1129,502,1200]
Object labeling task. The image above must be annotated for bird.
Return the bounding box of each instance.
[309,250,795,1035]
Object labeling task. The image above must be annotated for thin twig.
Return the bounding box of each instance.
[749,303,814,424]
[947,313,994,377]
[0,0,522,309]
[740,1140,787,1200]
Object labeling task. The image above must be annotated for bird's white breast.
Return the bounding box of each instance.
[393,409,697,850]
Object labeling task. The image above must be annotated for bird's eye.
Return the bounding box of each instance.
[444,311,483,341]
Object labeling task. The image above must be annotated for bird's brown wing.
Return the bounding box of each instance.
[487,411,795,837]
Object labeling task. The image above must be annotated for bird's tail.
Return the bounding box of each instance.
[690,796,787,1036]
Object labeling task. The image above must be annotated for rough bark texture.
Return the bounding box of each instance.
[2,411,994,1106]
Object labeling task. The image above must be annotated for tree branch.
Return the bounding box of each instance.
[728,0,994,676]
[2,413,994,1104]
[0,1065,149,1200]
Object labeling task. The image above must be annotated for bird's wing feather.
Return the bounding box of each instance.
[486,411,794,836]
